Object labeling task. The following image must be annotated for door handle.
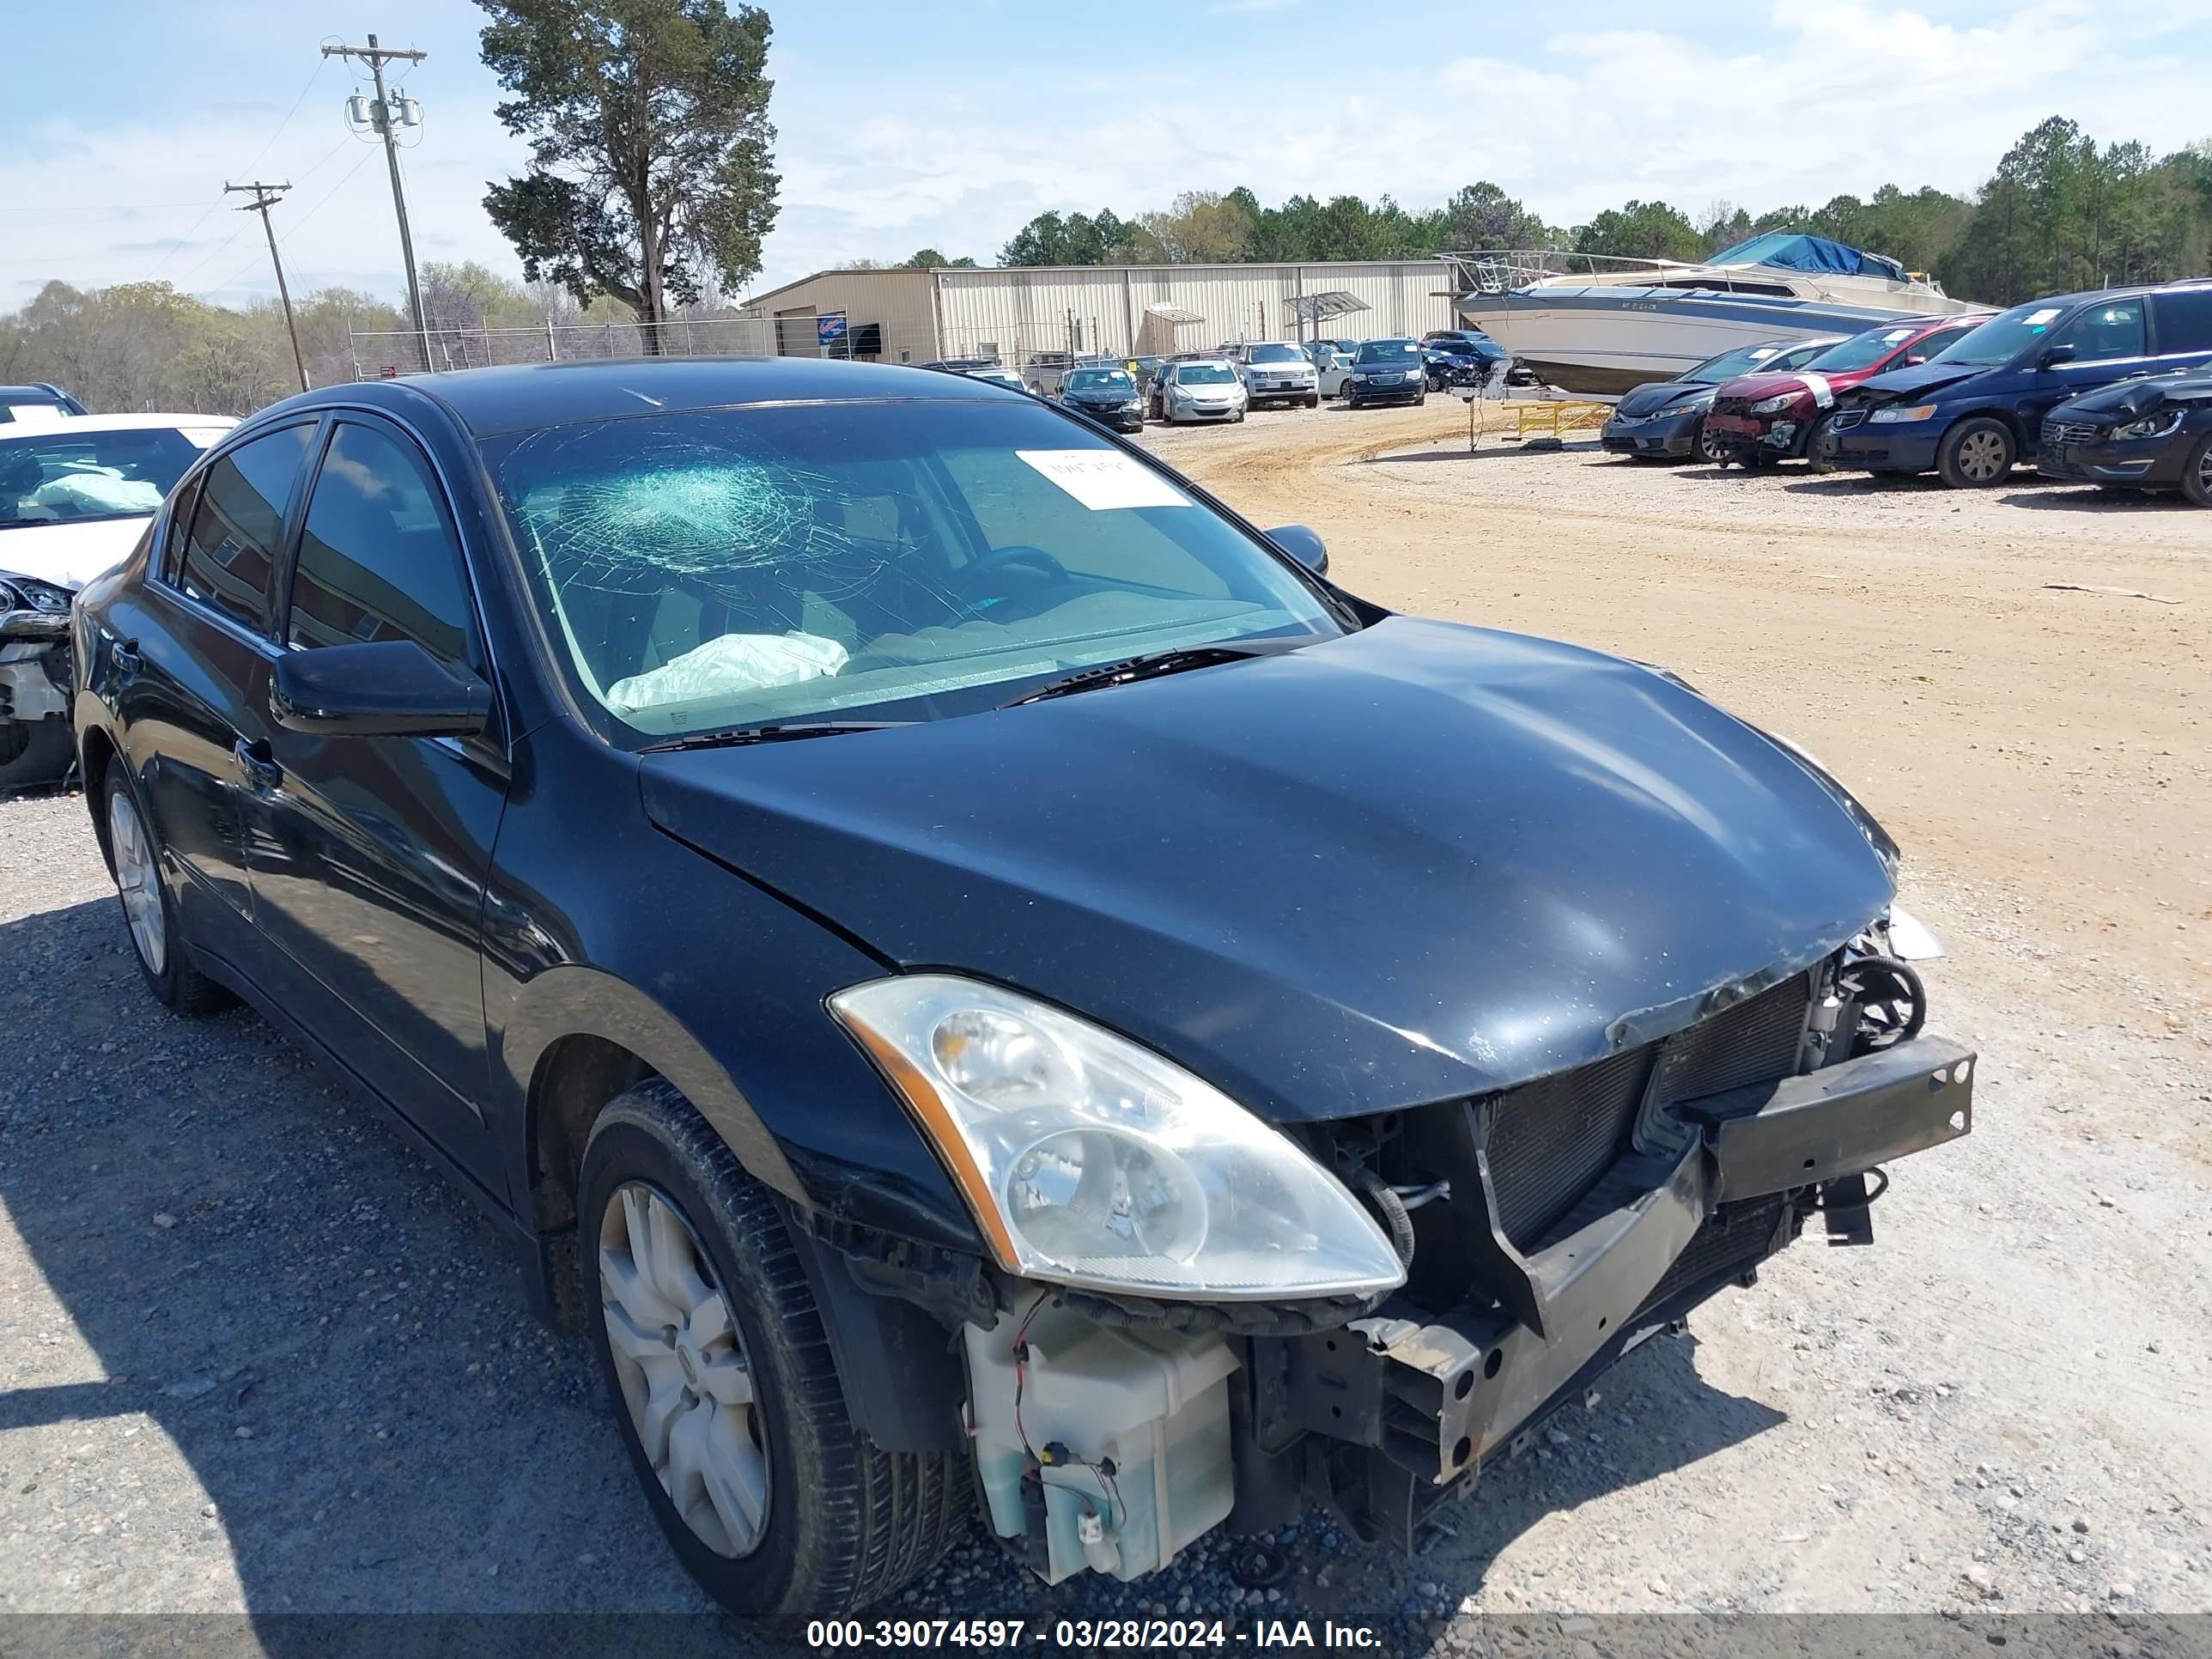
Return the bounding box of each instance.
[112,637,141,678]
[234,737,282,789]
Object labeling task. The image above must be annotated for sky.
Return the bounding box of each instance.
[3,0,2209,315]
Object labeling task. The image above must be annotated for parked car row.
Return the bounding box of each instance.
[1601,277,2212,503]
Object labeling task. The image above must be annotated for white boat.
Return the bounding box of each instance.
[1450,234,1982,395]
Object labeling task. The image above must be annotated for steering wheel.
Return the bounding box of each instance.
[955,544,1071,598]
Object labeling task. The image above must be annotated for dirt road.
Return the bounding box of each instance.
[2,403,2207,1645]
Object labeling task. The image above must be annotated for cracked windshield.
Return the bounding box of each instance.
[483,398,1337,737]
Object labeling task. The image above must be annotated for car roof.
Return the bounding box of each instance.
[253,357,1012,439]
[0,411,237,434]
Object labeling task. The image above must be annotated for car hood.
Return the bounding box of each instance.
[640,616,1893,1124]
[2051,370,2212,419]
[1612,380,1713,418]
[0,515,150,589]
[1852,359,1993,404]
[1718,372,1815,403]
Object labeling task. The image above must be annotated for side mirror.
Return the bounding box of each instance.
[1266,523,1329,577]
[272,639,491,738]
[1904,354,1928,366]
[2039,342,2078,368]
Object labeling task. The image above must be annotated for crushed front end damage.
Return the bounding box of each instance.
[927,921,1972,1579]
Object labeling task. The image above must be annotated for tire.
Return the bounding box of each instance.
[1695,421,1728,466]
[101,764,233,1016]
[2182,433,2212,508]
[1803,412,1838,472]
[1415,389,1427,407]
[1937,416,2014,488]
[1305,394,1319,410]
[0,715,75,790]
[580,1081,969,1626]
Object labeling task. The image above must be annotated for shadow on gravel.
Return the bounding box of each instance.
[0,896,725,1629]
[0,891,1789,1649]
[1365,441,1607,464]
[1996,487,2194,513]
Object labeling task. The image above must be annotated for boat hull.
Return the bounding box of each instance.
[1459,287,1958,395]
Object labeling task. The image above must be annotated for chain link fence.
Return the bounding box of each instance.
[347,315,781,379]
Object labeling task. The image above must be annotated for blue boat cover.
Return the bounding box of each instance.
[1708,232,1907,283]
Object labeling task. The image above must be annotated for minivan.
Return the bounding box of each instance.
[1825,281,2212,487]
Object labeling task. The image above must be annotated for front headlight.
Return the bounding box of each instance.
[0,572,74,612]
[1748,392,1800,415]
[1869,404,1938,424]
[830,975,1407,1300]
[2112,410,2182,441]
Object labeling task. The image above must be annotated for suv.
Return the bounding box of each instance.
[1826,282,2212,486]
[1703,315,1991,468]
[1222,343,1320,409]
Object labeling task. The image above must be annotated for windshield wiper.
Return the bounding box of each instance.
[641,720,918,753]
[998,639,1308,708]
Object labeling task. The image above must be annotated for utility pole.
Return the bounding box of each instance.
[226,181,308,392]
[325,33,429,370]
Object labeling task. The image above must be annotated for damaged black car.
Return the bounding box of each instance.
[2038,366,2212,505]
[71,359,1974,1626]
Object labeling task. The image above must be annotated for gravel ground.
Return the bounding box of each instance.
[2,405,2208,1654]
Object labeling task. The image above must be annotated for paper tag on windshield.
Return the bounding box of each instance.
[1017,449,1193,510]
[2026,307,2061,328]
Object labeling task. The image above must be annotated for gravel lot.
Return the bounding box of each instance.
[3,401,2207,1652]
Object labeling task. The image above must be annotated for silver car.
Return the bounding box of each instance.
[1231,342,1321,409]
[1156,360,1249,424]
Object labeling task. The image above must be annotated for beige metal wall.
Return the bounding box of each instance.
[935,262,1455,362]
[750,270,940,362]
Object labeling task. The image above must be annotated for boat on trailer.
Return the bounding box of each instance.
[1449,234,1982,396]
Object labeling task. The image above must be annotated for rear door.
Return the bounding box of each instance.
[115,422,315,946]
[246,413,508,1186]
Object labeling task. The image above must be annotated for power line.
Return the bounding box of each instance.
[324,33,431,366]
[203,150,375,295]
[147,56,329,284]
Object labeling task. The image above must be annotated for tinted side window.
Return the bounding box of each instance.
[159,477,201,585]
[2150,289,2212,355]
[176,425,313,633]
[287,422,472,665]
[2050,300,2145,362]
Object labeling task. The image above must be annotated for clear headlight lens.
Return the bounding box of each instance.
[1749,392,1800,415]
[830,975,1407,1301]
[2112,410,2181,441]
[1869,404,1938,424]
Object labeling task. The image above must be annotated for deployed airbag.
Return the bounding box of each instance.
[32,470,164,515]
[606,631,848,716]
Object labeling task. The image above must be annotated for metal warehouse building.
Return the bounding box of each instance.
[738,260,1455,368]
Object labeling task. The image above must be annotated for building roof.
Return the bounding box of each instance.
[741,256,1453,312]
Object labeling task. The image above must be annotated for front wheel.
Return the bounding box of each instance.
[1695,421,1728,465]
[2181,433,2212,508]
[1804,412,1839,472]
[1937,416,2014,488]
[1414,389,1427,407]
[580,1082,969,1624]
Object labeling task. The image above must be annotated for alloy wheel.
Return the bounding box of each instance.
[1957,428,2008,482]
[2199,444,2212,493]
[599,1181,770,1558]
[107,788,166,975]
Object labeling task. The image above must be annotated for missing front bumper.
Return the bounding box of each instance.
[1251,1034,1973,1498]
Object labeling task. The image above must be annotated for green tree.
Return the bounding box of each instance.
[1434,182,1552,250]
[1572,200,1703,261]
[1000,209,1138,265]
[477,0,780,349]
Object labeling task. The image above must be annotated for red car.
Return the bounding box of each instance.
[1705,313,1993,467]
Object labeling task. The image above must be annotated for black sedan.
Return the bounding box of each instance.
[1599,338,1836,461]
[1053,362,1146,431]
[2037,368,2212,504]
[72,358,1973,1623]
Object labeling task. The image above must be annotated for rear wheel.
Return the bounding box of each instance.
[1937,416,2014,488]
[581,1081,969,1624]
[102,767,233,1016]
[2182,433,2212,508]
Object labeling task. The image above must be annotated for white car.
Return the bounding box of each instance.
[1156,360,1248,424]
[1316,348,1357,398]
[1228,341,1320,409]
[1,412,234,785]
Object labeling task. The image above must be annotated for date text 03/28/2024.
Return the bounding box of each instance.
[804,1618,1384,1649]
